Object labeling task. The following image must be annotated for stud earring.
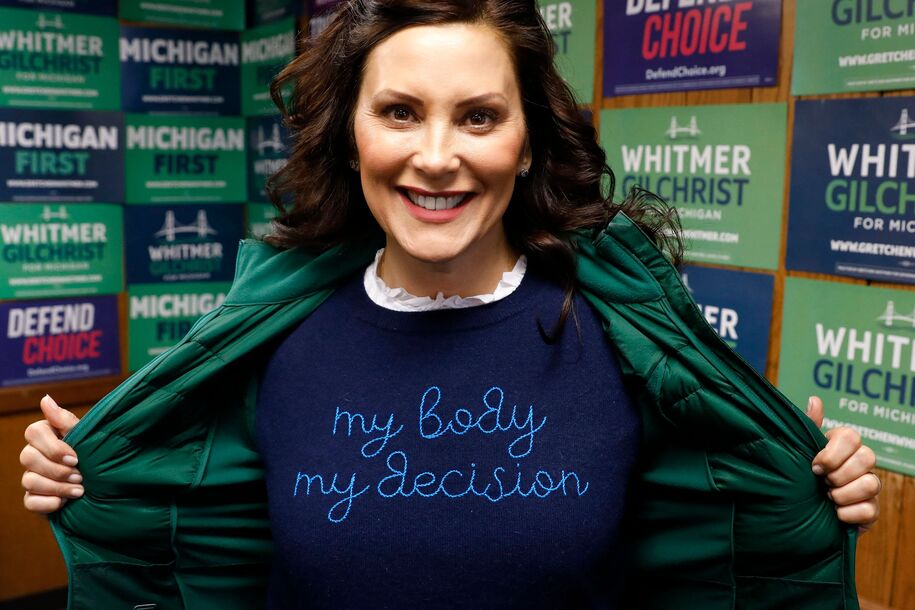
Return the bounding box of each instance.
[518,168,529,178]
[349,159,359,171]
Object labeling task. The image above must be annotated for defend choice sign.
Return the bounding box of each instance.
[787,98,915,285]
[128,282,229,371]
[248,114,290,201]
[119,0,244,31]
[779,278,915,477]
[601,103,786,269]
[0,8,120,110]
[124,204,242,285]
[125,114,246,204]
[603,0,781,96]
[0,295,120,386]
[537,0,595,104]
[120,26,241,115]
[793,0,915,95]
[242,18,295,116]
[0,108,123,202]
[680,264,774,374]
[0,203,123,299]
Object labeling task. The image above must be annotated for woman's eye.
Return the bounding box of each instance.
[386,105,412,122]
[466,109,497,129]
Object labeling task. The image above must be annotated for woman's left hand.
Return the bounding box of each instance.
[805,396,880,532]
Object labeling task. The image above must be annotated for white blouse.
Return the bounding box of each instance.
[363,248,527,312]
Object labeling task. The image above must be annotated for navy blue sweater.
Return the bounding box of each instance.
[256,267,640,609]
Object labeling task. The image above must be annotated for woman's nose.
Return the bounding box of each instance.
[410,122,460,175]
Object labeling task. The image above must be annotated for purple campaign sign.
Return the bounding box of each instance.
[603,0,781,97]
[1,295,120,387]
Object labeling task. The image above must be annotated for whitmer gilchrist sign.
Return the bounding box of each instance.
[788,97,915,285]
[680,264,774,374]
[0,108,123,202]
[603,0,781,96]
[0,295,120,386]
[124,204,242,284]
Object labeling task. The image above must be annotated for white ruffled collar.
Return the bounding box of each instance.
[363,248,527,312]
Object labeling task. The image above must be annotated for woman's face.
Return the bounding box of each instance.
[353,22,531,267]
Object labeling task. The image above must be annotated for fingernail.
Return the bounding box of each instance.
[44,394,60,409]
[68,487,83,498]
[807,397,815,412]
[812,464,825,475]
[67,473,83,484]
[62,455,78,467]
[826,490,834,501]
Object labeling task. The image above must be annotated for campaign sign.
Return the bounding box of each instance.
[128,281,229,371]
[125,114,247,205]
[779,278,915,477]
[0,109,123,202]
[120,27,241,115]
[242,18,295,116]
[119,0,244,31]
[603,0,781,96]
[250,0,306,27]
[0,0,116,15]
[537,0,595,104]
[124,204,242,284]
[0,203,123,298]
[680,264,774,374]
[601,103,786,269]
[246,202,277,238]
[793,0,915,95]
[0,8,120,110]
[247,114,290,202]
[0,295,120,386]
[787,98,915,285]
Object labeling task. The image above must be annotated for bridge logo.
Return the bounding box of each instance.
[153,209,218,242]
[40,205,69,221]
[890,108,915,140]
[876,301,915,329]
[254,122,286,155]
[36,14,64,29]
[665,115,701,140]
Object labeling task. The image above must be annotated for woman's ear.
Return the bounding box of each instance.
[521,132,532,170]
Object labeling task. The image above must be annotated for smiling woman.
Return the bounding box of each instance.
[19,1,882,609]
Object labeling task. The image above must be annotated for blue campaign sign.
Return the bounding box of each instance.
[124,204,243,285]
[0,0,116,15]
[120,26,241,115]
[0,109,124,203]
[0,295,120,387]
[247,114,290,202]
[603,0,781,96]
[788,98,915,285]
[679,265,774,374]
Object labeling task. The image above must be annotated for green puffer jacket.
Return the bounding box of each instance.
[48,213,858,610]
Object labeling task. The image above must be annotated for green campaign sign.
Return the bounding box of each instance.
[601,103,786,270]
[127,281,229,370]
[119,0,244,31]
[779,278,915,477]
[794,0,915,95]
[537,0,595,104]
[246,202,277,238]
[125,114,247,204]
[0,202,122,298]
[242,18,295,116]
[0,8,120,110]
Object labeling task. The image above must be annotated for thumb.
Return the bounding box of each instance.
[805,395,824,429]
[39,394,80,437]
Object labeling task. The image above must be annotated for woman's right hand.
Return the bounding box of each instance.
[20,395,83,514]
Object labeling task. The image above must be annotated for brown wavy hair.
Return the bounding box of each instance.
[267,0,682,339]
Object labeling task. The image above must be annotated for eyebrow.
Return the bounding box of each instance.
[372,89,508,107]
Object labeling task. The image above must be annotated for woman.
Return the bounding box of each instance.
[20,1,879,608]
